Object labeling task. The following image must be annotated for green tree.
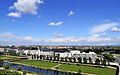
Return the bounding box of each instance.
[65,57,68,62]
[61,57,64,62]
[46,55,49,60]
[95,58,100,66]
[88,57,92,64]
[78,57,82,63]
[68,57,72,62]
[102,58,107,67]
[83,57,87,64]
[37,55,39,59]
[104,54,115,65]
[73,57,76,63]
[56,56,59,61]
[0,59,3,67]
[4,65,10,70]
[53,56,56,61]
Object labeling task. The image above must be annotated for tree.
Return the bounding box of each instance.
[95,58,100,66]
[78,57,82,63]
[53,56,56,61]
[56,56,59,61]
[83,57,87,64]
[73,57,76,63]
[46,55,49,60]
[104,54,115,65]
[102,58,107,67]
[4,65,10,70]
[43,55,45,60]
[50,56,52,60]
[61,57,64,62]
[68,57,72,62]
[40,55,42,60]
[32,55,34,59]
[65,57,68,62]
[34,54,36,59]
[37,55,39,59]
[0,59,3,67]
[88,57,92,64]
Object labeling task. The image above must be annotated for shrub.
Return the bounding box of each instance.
[78,69,82,74]
[17,67,22,71]
[4,65,10,70]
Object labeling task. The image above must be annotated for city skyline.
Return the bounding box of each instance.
[0,0,120,45]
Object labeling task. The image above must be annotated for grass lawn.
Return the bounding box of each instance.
[58,64,116,75]
[14,60,116,75]
[15,60,59,69]
[0,55,17,59]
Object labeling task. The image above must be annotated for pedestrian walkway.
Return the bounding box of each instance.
[51,64,61,69]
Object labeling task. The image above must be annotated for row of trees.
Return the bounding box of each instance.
[31,54,110,66]
[4,51,20,57]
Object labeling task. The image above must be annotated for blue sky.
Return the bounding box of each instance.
[0,0,120,46]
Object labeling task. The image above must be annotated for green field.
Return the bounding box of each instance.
[14,60,116,75]
[0,55,17,59]
[57,64,116,75]
[15,60,59,69]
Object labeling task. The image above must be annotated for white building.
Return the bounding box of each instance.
[0,48,4,52]
[23,49,97,63]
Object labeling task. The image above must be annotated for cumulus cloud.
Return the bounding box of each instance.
[48,21,63,26]
[7,0,43,17]
[68,11,74,16]
[91,22,118,34]
[111,27,120,32]
[7,12,21,17]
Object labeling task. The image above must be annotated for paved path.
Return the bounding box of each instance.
[51,64,61,69]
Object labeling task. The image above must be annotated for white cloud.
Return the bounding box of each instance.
[91,34,100,37]
[0,33,15,38]
[24,36,33,41]
[0,33,120,46]
[68,11,74,16]
[7,12,21,18]
[48,21,63,26]
[53,33,64,38]
[111,27,120,32]
[91,33,107,38]
[8,0,43,17]
[91,22,119,34]
[9,6,15,10]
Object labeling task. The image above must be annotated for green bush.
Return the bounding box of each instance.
[4,65,10,69]
[0,70,21,75]
[78,69,82,74]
